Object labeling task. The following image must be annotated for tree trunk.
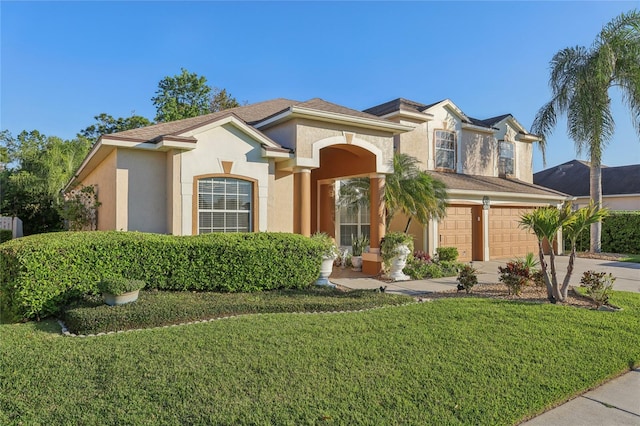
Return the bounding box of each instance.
[560,245,576,302]
[549,247,559,303]
[537,241,555,303]
[404,217,412,233]
[589,156,603,253]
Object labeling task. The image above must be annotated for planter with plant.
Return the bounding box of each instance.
[457,264,478,293]
[350,235,369,272]
[98,277,146,306]
[381,232,413,281]
[311,232,339,286]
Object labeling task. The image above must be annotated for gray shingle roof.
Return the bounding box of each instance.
[427,171,568,197]
[534,160,640,196]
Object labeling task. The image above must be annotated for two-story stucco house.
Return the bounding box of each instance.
[66,96,567,272]
[363,98,568,262]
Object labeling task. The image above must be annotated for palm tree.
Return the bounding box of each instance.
[338,152,448,233]
[520,203,607,303]
[531,10,640,253]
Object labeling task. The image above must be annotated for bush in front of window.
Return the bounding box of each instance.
[0,231,326,321]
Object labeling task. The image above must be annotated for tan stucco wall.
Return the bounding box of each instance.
[166,150,181,235]
[79,149,117,230]
[267,166,294,232]
[396,119,429,166]
[574,195,640,211]
[461,131,496,176]
[180,123,271,234]
[117,149,167,233]
[261,121,296,151]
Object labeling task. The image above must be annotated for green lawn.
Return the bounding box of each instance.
[2,292,639,425]
[620,254,640,263]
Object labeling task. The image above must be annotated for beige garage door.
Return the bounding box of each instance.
[439,206,473,262]
[489,207,538,259]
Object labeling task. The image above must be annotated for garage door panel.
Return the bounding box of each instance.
[439,206,473,262]
[489,207,538,260]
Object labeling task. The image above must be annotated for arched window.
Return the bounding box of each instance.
[197,177,253,233]
[435,130,456,171]
[498,141,515,176]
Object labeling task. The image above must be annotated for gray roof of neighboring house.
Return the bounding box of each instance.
[107,97,394,144]
[534,160,640,196]
[427,171,568,198]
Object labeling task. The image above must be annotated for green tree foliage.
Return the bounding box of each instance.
[338,153,448,232]
[80,113,152,143]
[152,68,242,122]
[0,130,91,234]
[531,10,640,253]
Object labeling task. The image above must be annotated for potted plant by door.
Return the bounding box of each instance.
[350,235,369,272]
[98,277,146,306]
[381,232,413,281]
[311,232,339,286]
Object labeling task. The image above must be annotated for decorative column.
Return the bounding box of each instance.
[363,174,386,274]
[293,168,311,237]
[318,181,335,237]
[482,196,490,261]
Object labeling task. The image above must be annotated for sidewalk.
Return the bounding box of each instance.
[331,256,640,426]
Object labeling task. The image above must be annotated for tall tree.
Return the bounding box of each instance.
[531,10,640,252]
[0,130,91,234]
[152,68,242,122]
[338,153,448,232]
[80,113,152,143]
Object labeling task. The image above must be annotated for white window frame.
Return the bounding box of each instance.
[498,141,515,176]
[197,177,253,233]
[435,130,456,171]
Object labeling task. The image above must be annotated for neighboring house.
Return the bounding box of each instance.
[66,96,567,272]
[363,98,568,262]
[534,160,640,211]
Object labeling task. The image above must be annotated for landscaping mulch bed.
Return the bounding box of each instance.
[426,283,596,308]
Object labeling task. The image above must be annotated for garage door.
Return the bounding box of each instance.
[489,207,538,259]
[439,206,473,262]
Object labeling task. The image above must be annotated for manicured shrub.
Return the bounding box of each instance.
[572,212,640,254]
[62,288,412,335]
[97,278,146,295]
[0,229,12,244]
[457,264,478,294]
[580,270,615,306]
[436,246,459,262]
[0,231,326,320]
[498,261,531,296]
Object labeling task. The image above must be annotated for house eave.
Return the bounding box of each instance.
[379,109,434,123]
[255,106,414,134]
[461,123,497,134]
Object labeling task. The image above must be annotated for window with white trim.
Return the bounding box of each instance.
[198,177,252,233]
[498,141,515,176]
[435,130,456,170]
[338,204,370,247]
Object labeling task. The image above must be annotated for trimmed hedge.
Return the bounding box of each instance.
[0,229,11,244]
[572,212,640,254]
[0,231,326,320]
[62,288,412,335]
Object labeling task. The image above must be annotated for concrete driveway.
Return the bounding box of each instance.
[331,256,640,295]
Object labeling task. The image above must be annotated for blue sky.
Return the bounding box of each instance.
[2,1,639,172]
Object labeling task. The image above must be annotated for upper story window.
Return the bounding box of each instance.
[498,141,515,176]
[435,130,456,171]
[197,177,252,233]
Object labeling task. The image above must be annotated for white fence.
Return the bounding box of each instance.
[0,216,23,239]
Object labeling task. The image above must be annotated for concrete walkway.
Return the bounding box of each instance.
[331,256,640,426]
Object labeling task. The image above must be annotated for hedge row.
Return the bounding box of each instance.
[0,229,11,244]
[0,231,326,320]
[572,212,640,254]
[62,288,411,335]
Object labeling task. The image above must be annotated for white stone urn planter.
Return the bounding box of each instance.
[315,254,337,287]
[386,244,411,281]
[103,290,140,306]
[351,255,363,272]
